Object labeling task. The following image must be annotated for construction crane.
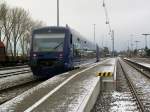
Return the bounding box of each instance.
[102,0,115,57]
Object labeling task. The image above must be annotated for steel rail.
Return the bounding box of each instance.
[118,59,145,112]
[0,80,40,105]
[0,65,29,71]
[0,70,31,78]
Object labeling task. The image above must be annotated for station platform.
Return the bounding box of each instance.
[124,58,150,68]
[0,58,116,112]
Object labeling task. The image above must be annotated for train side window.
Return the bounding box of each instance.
[70,34,72,44]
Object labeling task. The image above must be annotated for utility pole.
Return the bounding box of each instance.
[93,24,96,45]
[57,0,59,27]
[127,40,130,50]
[142,34,150,49]
[112,30,114,57]
[135,40,140,50]
[130,35,133,51]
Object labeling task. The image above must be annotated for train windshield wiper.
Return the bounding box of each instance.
[53,42,63,50]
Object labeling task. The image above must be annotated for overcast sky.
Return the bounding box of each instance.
[5,0,150,51]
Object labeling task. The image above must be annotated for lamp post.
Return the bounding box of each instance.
[57,0,59,27]
[111,30,114,57]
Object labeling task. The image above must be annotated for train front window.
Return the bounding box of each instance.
[33,34,65,52]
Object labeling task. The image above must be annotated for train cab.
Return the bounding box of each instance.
[30,26,99,78]
[30,27,68,77]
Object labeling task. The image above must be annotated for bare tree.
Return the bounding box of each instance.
[19,19,44,57]
[0,2,13,55]
[0,1,44,61]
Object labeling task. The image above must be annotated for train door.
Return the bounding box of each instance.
[69,34,73,68]
[72,37,82,66]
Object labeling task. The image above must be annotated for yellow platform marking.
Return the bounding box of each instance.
[96,72,113,77]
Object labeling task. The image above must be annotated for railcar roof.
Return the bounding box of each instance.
[33,26,67,31]
[33,26,67,34]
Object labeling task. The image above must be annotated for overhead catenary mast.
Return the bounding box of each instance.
[142,34,150,49]
[102,0,115,57]
[135,40,140,50]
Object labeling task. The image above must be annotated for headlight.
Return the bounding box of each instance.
[33,54,37,57]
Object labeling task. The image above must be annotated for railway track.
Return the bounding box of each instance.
[0,59,98,78]
[0,80,43,105]
[119,60,144,112]
[92,58,150,112]
[119,58,150,112]
[0,65,29,71]
[0,69,31,78]
[92,59,141,112]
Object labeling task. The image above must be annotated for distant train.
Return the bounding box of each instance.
[0,41,28,66]
[0,41,6,65]
[30,25,99,78]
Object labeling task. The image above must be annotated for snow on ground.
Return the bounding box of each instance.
[29,58,115,112]
[0,72,71,112]
[109,91,138,112]
[138,62,150,68]
[0,73,35,91]
[0,58,114,112]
